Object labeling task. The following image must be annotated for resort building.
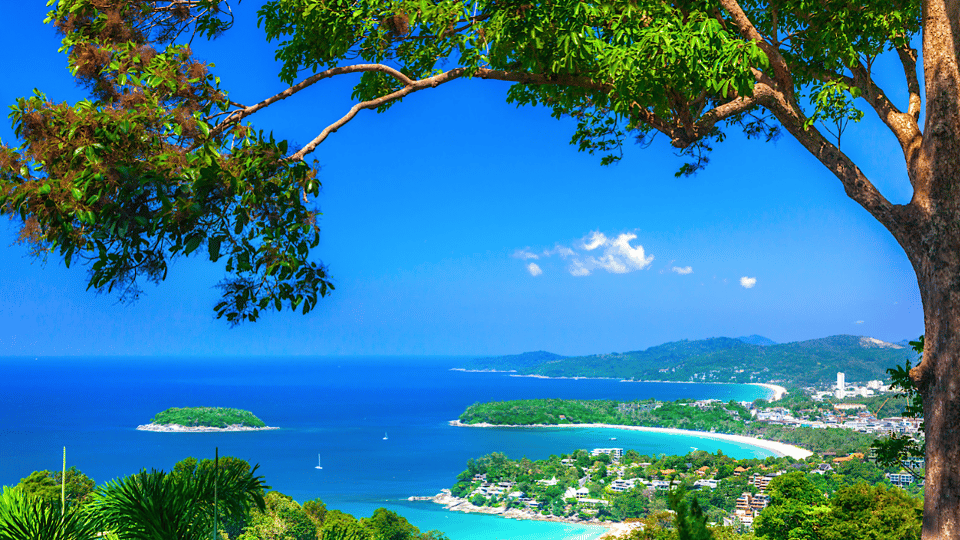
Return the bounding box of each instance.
[591,448,624,460]
[886,472,916,487]
[609,479,637,493]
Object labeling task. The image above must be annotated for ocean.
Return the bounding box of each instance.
[0,356,772,539]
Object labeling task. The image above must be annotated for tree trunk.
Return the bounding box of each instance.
[911,0,960,537]
[914,262,960,540]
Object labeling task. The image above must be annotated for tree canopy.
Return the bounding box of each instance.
[4,0,960,537]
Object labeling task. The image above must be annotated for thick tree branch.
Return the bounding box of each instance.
[694,95,762,133]
[718,0,795,100]
[750,71,901,234]
[844,62,925,188]
[472,68,608,92]
[471,69,680,137]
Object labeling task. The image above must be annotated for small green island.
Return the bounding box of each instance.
[137,407,278,432]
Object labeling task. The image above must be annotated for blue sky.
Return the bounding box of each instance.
[0,2,923,357]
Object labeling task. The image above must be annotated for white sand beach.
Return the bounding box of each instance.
[751,383,788,401]
[449,420,812,459]
[136,423,279,432]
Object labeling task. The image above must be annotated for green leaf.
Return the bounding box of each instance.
[208,236,223,262]
[184,234,203,255]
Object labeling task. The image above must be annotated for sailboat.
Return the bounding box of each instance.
[383,432,388,441]
[315,454,323,470]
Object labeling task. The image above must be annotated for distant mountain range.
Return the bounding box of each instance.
[461,335,918,387]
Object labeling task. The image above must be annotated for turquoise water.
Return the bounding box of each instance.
[0,356,773,539]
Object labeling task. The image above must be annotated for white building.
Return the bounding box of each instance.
[591,448,624,460]
[836,372,846,399]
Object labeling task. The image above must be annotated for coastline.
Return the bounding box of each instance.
[411,490,630,538]
[750,382,788,401]
[136,423,279,433]
[449,420,812,460]
[479,372,789,402]
[450,368,518,373]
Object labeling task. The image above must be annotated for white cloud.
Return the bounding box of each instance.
[582,231,608,251]
[672,266,693,275]
[514,230,655,278]
[568,260,591,277]
[546,245,577,259]
[740,276,757,289]
[578,231,654,274]
[512,249,539,260]
[527,263,543,276]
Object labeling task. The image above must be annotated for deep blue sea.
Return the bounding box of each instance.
[0,356,772,540]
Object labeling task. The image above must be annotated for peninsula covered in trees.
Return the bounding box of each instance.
[138,407,277,432]
[456,398,883,457]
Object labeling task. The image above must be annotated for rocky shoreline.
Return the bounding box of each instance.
[409,490,638,538]
[136,423,279,433]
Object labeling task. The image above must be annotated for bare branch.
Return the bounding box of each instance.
[896,45,923,120]
[208,64,416,141]
[286,68,471,162]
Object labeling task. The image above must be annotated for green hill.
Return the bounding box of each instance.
[461,335,916,387]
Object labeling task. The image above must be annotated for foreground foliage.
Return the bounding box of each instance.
[0,457,445,540]
[0,487,100,540]
[753,472,921,540]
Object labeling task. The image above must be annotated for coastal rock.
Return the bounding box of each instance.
[136,423,279,433]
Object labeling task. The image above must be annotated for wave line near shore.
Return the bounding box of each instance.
[449,420,812,459]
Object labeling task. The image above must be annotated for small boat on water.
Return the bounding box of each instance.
[315,454,323,470]
[609,437,617,441]
[383,432,389,440]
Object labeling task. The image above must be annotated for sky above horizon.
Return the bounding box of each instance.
[0,2,924,357]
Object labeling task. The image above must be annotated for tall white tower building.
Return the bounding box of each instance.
[836,372,846,399]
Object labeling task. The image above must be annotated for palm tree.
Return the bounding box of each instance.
[0,486,100,540]
[94,462,266,540]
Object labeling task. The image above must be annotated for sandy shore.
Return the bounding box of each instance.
[502,375,789,402]
[449,421,812,459]
[751,383,788,401]
[136,423,279,433]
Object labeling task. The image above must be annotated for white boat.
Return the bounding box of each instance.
[383,432,388,440]
[315,454,322,470]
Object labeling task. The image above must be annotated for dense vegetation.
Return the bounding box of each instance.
[463,335,916,387]
[151,407,267,428]
[2,457,447,540]
[459,399,879,456]
[451,449,921,539]
[753,472,921,540]
[460,399,751,434]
